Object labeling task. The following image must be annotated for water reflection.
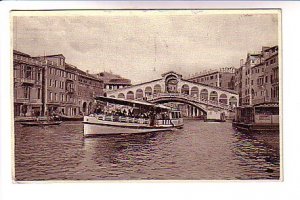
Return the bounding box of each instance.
[14,120,280,180]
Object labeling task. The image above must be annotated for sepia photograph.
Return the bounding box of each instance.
[12,9,281,181]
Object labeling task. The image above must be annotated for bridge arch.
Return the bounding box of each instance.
[126,91,134,100]
[219,93,228,104]
[145,86,152,97]
[153,84,162,94]
[209,91,218,102]
[200,89,208,100]
[149,97,207,114]
[191,86,199,97]
[229,96,238,107]
[118,93,125,99]
[109,95,116,98]
[136,89,143,99]
[181,84,190,95]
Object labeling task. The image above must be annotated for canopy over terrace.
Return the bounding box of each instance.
[94,96,171,112]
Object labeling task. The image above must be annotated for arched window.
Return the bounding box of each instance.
[145,86,152,97]
[181,84,189,95]
[126,91,134,100]
[200,89,208,100]
[153,84,162,94]
[191,86,199,97]
[136,89,143,99]
[209,91,218,102]
[118,93,125,99]
[219,94,228,104]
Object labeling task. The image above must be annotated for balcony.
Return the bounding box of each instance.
[14,78,36,85]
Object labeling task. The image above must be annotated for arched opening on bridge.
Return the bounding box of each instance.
[165,75,178,93]
[82,102,87,113]
[118,93,125,99]
[103,93,107,97]
[145,86,152,97]
[136,89,143,99]
[126,91,134,100]
[191,86,199,97]
[209,91,218,102]
[219,94,228,105]
[153,84,162,94]
[200,89,208,100]
[181,84,189,95]
[109,95,115,98]
[229,96,238,107]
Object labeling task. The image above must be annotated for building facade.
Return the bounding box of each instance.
[93,71,131,93]
[13,50,43,117]
[14,50,104,117]
[188,67,236,90]
[235,45,279,106]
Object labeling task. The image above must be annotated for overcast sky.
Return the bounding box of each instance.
[13,10,279,84]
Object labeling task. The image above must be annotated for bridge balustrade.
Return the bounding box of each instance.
[147,93,233,110]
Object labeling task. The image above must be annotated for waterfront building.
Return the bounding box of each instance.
[235,45,279,106]
[76,68,104,115]
[188,67,236,90]
[93,71,131,92]
[13,50,43,117]
[13,50,104,117]
[33,54,80,116]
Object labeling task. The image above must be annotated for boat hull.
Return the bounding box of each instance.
[20,121,62,126]
[83,116,183,136]
[83,123,174,136]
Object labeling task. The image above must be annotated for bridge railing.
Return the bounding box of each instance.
[147,93,234,110]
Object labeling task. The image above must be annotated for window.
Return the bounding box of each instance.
[54,80,57,88]
[251,80,254,85]
[55,93,57,101]
[37,88,41,99]
[265,76,268,83]
[50,92,53,101]
[24,86,30,98]
[49,79,52,87]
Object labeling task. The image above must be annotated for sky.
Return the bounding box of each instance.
[13,10,279,84]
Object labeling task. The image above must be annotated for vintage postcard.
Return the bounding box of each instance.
[12,9,281,181]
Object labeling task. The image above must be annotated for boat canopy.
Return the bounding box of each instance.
[95,96,171,111]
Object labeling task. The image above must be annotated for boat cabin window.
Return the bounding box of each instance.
[255,107,279,115]
[171,111,181,119]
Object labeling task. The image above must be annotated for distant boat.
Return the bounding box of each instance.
[83,96,184,136]
[20,121,62,126]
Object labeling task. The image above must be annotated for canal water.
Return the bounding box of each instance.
[14,120,280,181]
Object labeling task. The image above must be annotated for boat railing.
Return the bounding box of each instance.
[95,114,150,124]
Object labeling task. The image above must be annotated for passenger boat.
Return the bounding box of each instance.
[83,96,184,136]
[232,102,279,132]
[20,121,62,126]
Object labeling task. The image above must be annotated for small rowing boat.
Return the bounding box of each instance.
[20,121,62,126]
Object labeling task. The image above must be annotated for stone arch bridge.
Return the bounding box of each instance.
[105,71,239,120]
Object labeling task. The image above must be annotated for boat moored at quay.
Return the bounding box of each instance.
[232,102,279,133]
[83,96,183,136]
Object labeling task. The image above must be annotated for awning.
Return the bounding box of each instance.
[95,96,170,111]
